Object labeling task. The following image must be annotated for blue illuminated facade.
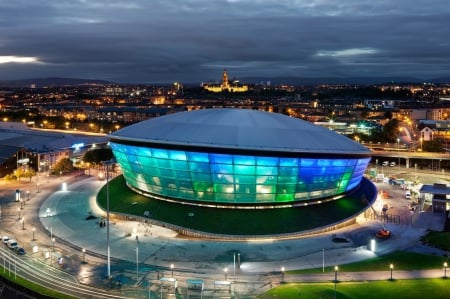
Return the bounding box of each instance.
[110,142,370,204]
[109,109,372,207]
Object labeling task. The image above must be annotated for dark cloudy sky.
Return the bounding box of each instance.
[1,0,450,83]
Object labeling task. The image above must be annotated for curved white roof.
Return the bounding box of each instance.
[110,108,371,155]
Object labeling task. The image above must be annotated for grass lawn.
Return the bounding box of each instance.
[421,231,450,251]
[260,279,449,299]
[0,266,77,299]
[288,251,449,274]
[97,175,376,235]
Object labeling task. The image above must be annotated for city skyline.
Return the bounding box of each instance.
[1,0,450,84]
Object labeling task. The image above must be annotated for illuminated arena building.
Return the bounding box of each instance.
[109,109,373,208]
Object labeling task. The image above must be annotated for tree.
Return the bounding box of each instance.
[423,138,444,152]
[83,148,114,165]
[52,158,74,175]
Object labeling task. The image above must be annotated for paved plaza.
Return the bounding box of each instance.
[0,169,448,298]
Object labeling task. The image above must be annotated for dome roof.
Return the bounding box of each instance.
[110,108,371,155]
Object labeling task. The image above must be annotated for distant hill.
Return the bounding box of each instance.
[240,76,427,85]
[0,77,113,88]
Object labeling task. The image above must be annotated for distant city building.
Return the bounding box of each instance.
[202,69,249,93]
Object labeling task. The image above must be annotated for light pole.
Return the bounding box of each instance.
[103,159,114,279]
[22,218,25,230]
[17,208,21,220]
[136,242,139,284]
[397,138,400,172]
[281,266,285,283]
[390,263,394,280]
[51,237,55,263]
[444,262,448,278]
[82,248,86,264]
[420,137,423,151]
[32,227,35,241]
[170,263,174,278]
[334,266,338,299]
[224,267,228,281]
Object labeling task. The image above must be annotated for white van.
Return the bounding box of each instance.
[7,239,18,250]
[382,161,389,166]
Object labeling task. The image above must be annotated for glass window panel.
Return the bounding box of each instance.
[234,155,255,165]
[152,148,169,159]
[211,163,233,174]
[256,156,279,166]
[156,159,171,169]
[187,152,210,162]
[169,150,187,161]
[210,154,233,164]
[189,161,211,173]
[280,158,300,167]
[256,166,278,176]
[172,160,188,171]
[234,164,255,175]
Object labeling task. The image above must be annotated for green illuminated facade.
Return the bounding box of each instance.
[110,142,370,204]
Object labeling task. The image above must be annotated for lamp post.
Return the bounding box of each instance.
[420,137,423,151]
[32,227,35,241]
[444,262,448,278]
[224,267,228,281]
[103,159,114,279]
[22,217,25,230]
[170,263,174,278]
[334,266,338,299]
[397,138,400,171]
[17,208,21,220]
[51,237,55,263]
[135,242,139,284]
[82,248,86,264]
[281,266,285,283]
[390,263,394,280]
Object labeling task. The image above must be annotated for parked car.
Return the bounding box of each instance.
[15,247,26,255]
[2,236,9,244]
[405,190,411,199]
[7,239,18,250]
[389,162,396,167]
[382,161,389,166]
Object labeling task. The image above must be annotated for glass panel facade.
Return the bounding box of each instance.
[110,142,370,204]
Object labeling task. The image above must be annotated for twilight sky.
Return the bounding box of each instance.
[1,0,450,84]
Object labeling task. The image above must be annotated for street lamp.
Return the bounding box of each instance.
[281,266,285,283]
[444,262,448,278]
[170,263,174,278]
[82,248,86,264]
[18,207,21,220]
[224,267,228,280]
[390,263,394,280]
[103,159,114,279]
[32,227,35,241]
[22,217,25,230]
[420,137,423,151]
[334,266,338,299]
[397,138,400,171]
[136,242,139,284]
[51,237,55,263]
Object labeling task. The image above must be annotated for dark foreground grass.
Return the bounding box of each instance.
[0,266,76,299]
[289,251,449,274]
[421,231,450,251]
[97,175,376,235]
[260,279,449,299]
